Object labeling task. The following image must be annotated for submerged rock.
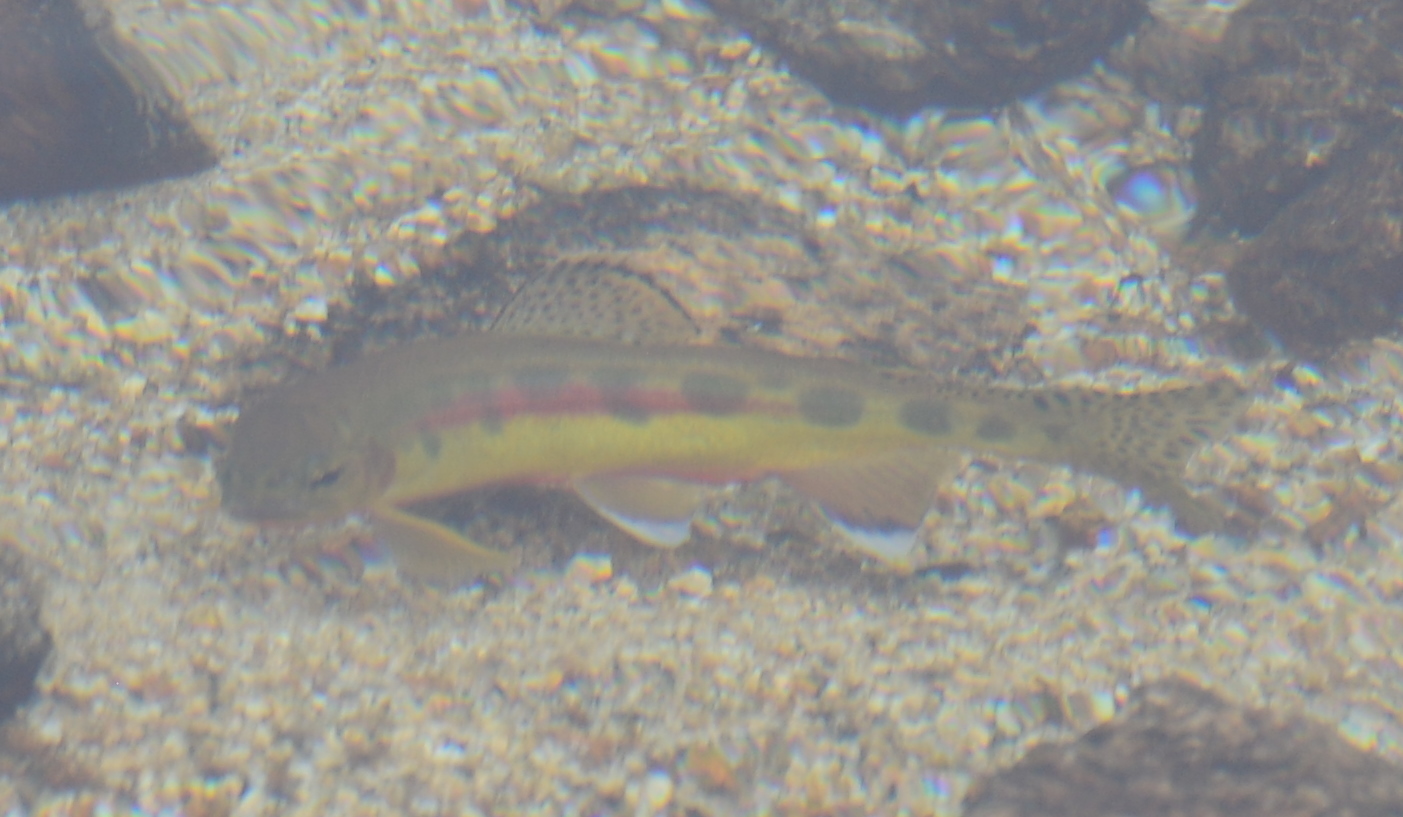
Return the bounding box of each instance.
[325,184,1029,372]
[1226,127,1403,356]
[1188,0,1403,236]
[0,0,216,204]
[0,547,49,722]
[965,679,1403,817]
[703,0,1146,116]
[1122,0,1403,354]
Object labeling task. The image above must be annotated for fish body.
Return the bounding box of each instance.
[226,334,1056,512]
[219,329,1245,579]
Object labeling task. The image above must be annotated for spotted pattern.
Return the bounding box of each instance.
[679,371,750,416]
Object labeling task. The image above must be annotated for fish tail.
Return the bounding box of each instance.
[1058,379,1248,534]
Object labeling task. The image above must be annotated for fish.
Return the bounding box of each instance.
[218,265,1248,583]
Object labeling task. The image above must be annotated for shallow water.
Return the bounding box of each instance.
[2,0,1402,815]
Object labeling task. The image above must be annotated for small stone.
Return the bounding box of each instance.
[112,310,178,346]
[292,296,329,324]
[683,744,740,793]
[667,566,713,599]
[639,770,674,815]
[564,553,613,585]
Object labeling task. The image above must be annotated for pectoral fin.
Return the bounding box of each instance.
[369,503,515,585]
[781,449,957,564]
[572,474,713,548]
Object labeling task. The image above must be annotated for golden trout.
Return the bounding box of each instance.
[218,268,1247,581]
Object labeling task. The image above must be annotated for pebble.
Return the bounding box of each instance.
[667,565,713,598]
[637,769,674,816]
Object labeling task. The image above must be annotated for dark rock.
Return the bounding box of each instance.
[0,547,49,722]
[0,0,217,204]
[324,184,1029,371]
[965,679,1403,817]
[1188,0,1403,236]
[1225,127,1403,356]
[1122,0,1403,353]
[327,186,833,361]
[1110,14,1224,106]
[703,0,1147,116]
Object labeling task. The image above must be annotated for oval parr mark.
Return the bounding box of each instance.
[591,366,651,424]
[900,398,951,436]
[679,371,751,416]
[797,385,864,427]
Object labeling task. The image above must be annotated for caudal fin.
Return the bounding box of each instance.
[1060,379,1248,535]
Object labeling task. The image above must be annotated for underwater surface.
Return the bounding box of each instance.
[3,0,1403,814]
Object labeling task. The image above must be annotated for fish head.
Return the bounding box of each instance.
[217,397,390,524]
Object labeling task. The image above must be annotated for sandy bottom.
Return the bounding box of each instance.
[2,0,1403,815]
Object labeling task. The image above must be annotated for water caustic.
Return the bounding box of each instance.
[218,267,1249,583]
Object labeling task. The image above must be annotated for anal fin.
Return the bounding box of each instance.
[781,449,957,564]
[572,474,713,548]
[370,503,516,585]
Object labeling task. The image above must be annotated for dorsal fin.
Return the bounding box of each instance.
[491,260,700,345]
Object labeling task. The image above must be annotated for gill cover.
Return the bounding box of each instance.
[218,395,391,524]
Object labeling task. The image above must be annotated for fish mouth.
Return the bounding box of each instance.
[216,465,299,523]
[219,486,346,527]
[218,492,303,524]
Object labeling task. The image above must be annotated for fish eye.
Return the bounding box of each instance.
[308,466,344,490]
